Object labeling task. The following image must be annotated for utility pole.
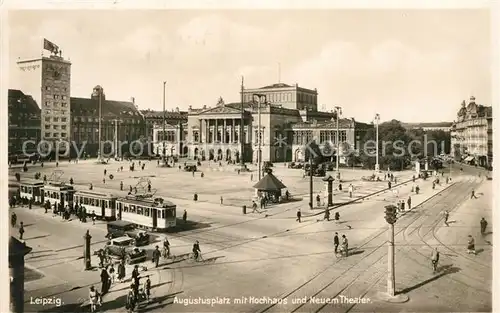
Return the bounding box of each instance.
[335,106,342,180]
[309,157,313,209]
[378,205,409,302]
[98,89,102,161]
[162,81,166,163]
[253,93,266,180]
[240,76,245,167]
[375,113,380,172]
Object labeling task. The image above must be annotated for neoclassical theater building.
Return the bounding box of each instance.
[169,83,372,163]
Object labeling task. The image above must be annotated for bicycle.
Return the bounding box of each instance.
[191,252,203,262]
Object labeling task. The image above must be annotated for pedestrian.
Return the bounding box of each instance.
[480,217,488,235]
[117,261,126,282]
[471,190,477,199]
[11,212,17,228]
[163,238,171,258]
[324,209,330,221]
[412,175,415,183]
[348,184,353,198]
[131,265,140,294]
[250,174,253,181]
[335,211,340,222]
[388,181,392,190]
[333,232,339,253]
[341,235,348,256]
[19,222,24,240]
[432,182,435,189]
[446,177,449,184]
[407,196,412,210]
[148,183,151,192]
[125,284,136,313]
[443,210,449,227]
[415,185,420,194]
[104,169,107,176]
[100,267,110,295]
[220,196,223,205]
[467,235,476,255]
[251,201,258,213]
[316,194,321,207]
[152,246,161,268]
[296,209,301,223]
[92,211,96,225]
[109,264,116,284]
[89,286,101,313]
[144,275,151,302]
[431,248,440,273]
[183,209,187,223]
[120,181,123,191]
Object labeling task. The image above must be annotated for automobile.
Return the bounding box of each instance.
[106,220,150,246]
[184,164,197,172]
[105,236,148,264]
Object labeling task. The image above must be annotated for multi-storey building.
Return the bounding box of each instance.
[70,86,146,158]
[450,96,493,167]
[185,83,336,163]
[141,109,188,140]
[16,54,72,154]
[291,118,371,162]
[8,89,42,156]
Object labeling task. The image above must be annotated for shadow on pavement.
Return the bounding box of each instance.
[167,220,212,233]
[347,249,364,256]
[25,267,45,282]
[397,264,461,295]
[137,291,183,312]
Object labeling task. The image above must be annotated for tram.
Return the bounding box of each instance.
[116,195,177,231]
[19,179,45,203]
[74,189,118,220]
[42,182,75,207]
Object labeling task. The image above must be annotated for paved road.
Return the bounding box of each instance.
[10,162,491,312]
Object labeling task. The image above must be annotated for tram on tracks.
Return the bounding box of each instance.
[74,189,118,220]
[19,179,45,204]
[116,195,177,231]
[42,182,75,207]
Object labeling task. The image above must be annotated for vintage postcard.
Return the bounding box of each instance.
[1,2,497,313]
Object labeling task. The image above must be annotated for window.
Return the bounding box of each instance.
[137,206,143,215]
[45,132,51,137]
[53,125,59,130]
[45,117,51,122]
[145,208,150,217]
[61,133,67,137]
[53,117,59,122]
[45,101,50,106]
[193,131,199,142]
[45,86,50,91]
[130,205,136,214]
[61,102,68,108]
[62,95,67,100]
[45,125,50,129]
[123,205,129,213]
[61,118,67,122]
[53,95,59,99]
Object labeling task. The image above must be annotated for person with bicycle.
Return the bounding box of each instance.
[192,240,201,261]
[11,212,17,228]
[163,238,171,258]
[431,248,440,273]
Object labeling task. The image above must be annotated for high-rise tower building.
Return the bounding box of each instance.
[16,49,71,153]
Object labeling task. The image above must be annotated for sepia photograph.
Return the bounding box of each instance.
[4,4,495,313]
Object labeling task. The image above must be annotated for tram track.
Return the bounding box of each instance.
[253,177,476,313]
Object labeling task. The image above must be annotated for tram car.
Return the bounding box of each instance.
[116,195,177,231]
[42,182,75,207]
[74,189,118,220]
[19,179,45,204]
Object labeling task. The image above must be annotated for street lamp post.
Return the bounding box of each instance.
[253,94,266,181]
[375,113,380,172]
[377,205,409,302]
[162,81,166,163]
[98,90,102,162]
[113,119,120,159]
[240,77,245,167]
[334,106,342,180]
[309,157,313,209]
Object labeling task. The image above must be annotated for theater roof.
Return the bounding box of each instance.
[70,97,143,118]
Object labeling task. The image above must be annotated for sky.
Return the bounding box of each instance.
[8,9,491,123]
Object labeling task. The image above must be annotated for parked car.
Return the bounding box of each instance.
[106,220,150,246]
[105,236,147,264]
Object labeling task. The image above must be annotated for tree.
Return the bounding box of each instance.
[359,120,413,171]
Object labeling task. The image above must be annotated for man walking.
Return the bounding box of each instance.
[407,196,412,210]
[19,222,25,240]
[431,248,440,273]
[348,184,353,198]
[333,232,339,254]
[471,190,478,199]
[324,209,330,221]
[296,209,302,223]
[480,217,488,235]
[152,246,161,268]
[443,210,450,227]
[183,209,187,224]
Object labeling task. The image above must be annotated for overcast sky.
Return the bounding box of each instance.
[8,9,491,123]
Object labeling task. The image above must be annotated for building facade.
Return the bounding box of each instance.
[141,109,188,140]
[8,89,42,156]
[402,122,453,132]
[242,83,319,111]
[70,86,146,158]
[291,118,371,162]
[16,55,72,153]
[450,96,493,167]
[184,83,337,163]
